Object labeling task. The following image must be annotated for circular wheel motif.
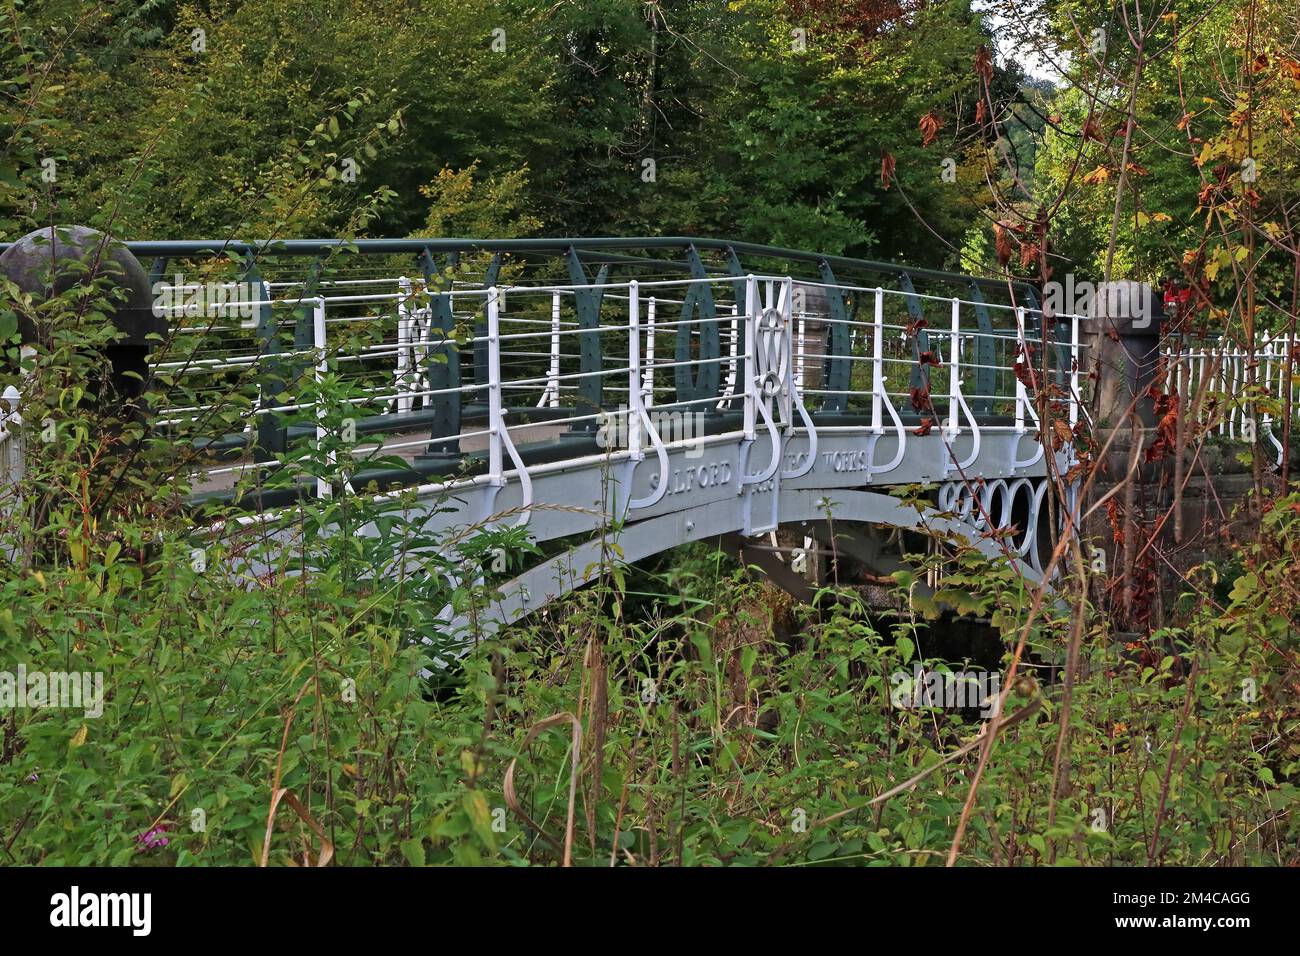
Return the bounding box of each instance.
[755,306,787,397]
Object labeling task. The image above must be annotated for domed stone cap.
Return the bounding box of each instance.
[0,225,169,347]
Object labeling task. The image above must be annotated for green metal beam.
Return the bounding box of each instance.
[565,247,609,419]
[898,271,932,400]
[418,247,462,456]
[674,245,720,406]
[65,237,1037,299]
[965,280,995,416]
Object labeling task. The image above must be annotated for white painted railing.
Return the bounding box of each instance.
[1165,333,1295,464]
[141,272,1089,510]
[0,384,21,485]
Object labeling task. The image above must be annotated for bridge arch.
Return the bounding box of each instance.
[436,486,1051,656]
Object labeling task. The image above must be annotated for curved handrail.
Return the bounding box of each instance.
[743,390,783,486]
[498,424,534,529]
[628,397,671,510]
[946,298,982,474]
[867,388,908,478]
[1013,401,1046,470]
[485,286,534,528]
[867,287,907,478]
[1012,307,1046,471]
[782,392,818,479]
[952,387,982,472]
[626,280,671,510]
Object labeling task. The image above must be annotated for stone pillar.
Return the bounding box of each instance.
[0,226,170,533]
[1083,280,1163,626]
[0,225,168,406]
[1084,281,1163,436]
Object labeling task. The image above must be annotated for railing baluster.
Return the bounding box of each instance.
[872,288,885,434]
[0,384,21,488]
[719,303,739,408]
[1289,332,1296,429]
[537,290,561,409]
[1014,306,1028,435]
[743,275,757,442]
[549,290,560,408]
[947,298,961,437]
[782,276,795,425]
[628,280,642,461]
[313,297,331,499]
[487,286,504,485]
[795,291,806,393]
[644,296,656,408]
[1262,335,1272,439]
[396,276,412,416]
[1070,311,1080,428]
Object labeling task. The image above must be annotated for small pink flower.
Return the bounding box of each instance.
[138,825,170,850]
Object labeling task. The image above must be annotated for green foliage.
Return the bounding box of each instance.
[3,317,1294,866]
[3,0,1298,869]
[2,0,1015,266]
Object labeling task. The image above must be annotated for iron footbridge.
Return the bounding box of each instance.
[1,236,1090,655]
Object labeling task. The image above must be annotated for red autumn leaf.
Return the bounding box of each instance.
[880,151,896,191]
[1050,418,1073,451]
[994,222,1013,267]
[1019,241,1040,269]
[1083,115,1104,142]
[918,350,942,367]
[1012,342,1037,389]
[913,417,934,436]
[975,98,987,125]
[974,45,993,83]
[1064,457,1092,483]
[909,384,931,411]
[904,316,927,337]
[1106,498,1124,546]
[1144,438,1170,463]
[919,110,942,146]
[1154,392,1180,452]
